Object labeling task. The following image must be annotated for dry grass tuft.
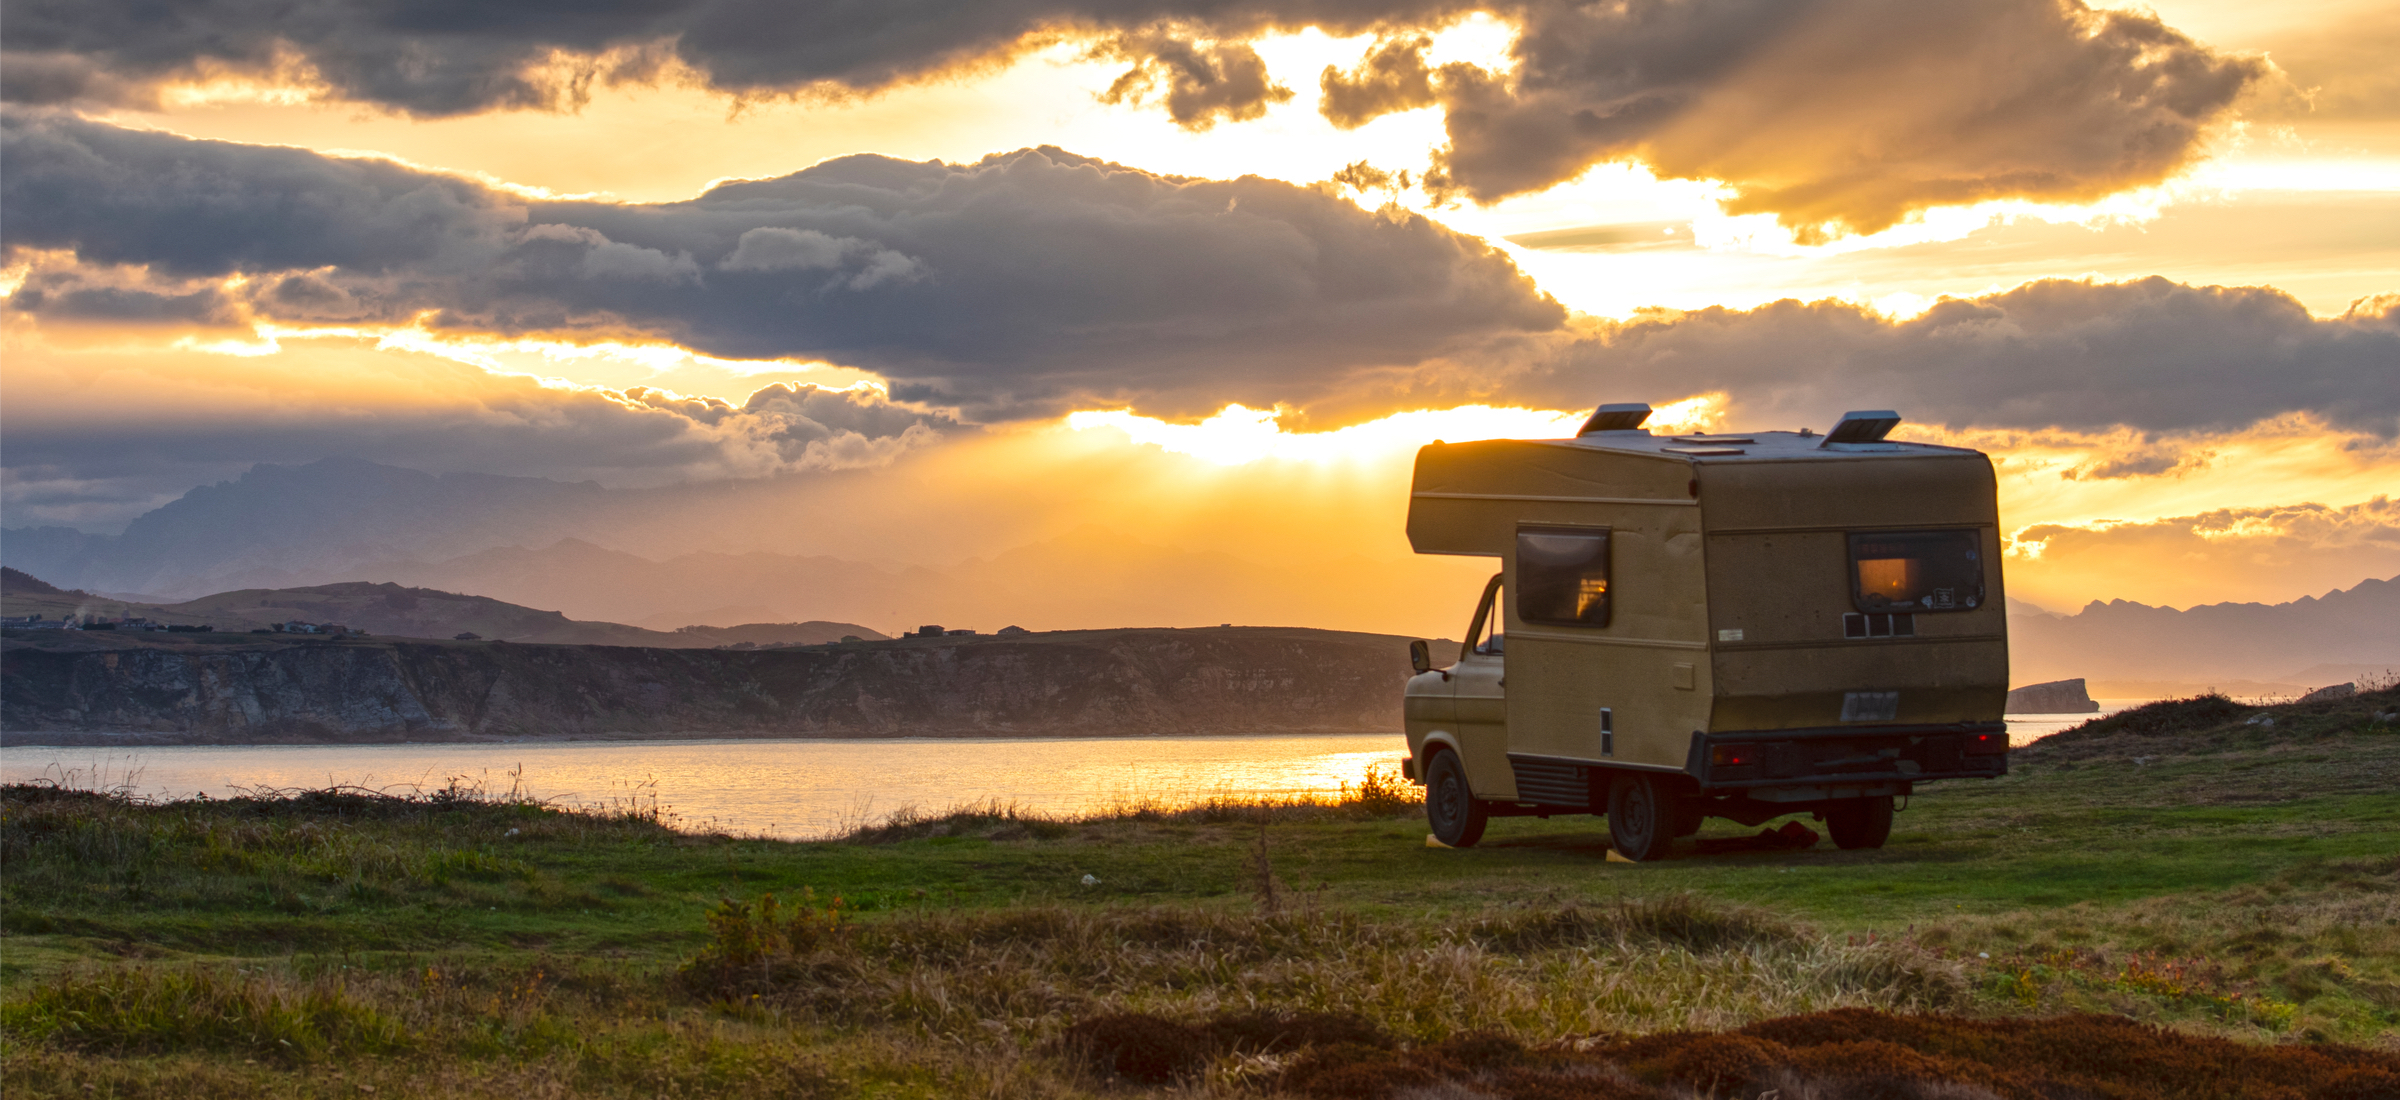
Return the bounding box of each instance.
[832,764,1421,844]
[672,893,1973,1048]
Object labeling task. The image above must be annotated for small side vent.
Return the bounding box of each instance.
[1579,402,1653,434]
[1508,757,1591,807]
[1843,612,1915,638]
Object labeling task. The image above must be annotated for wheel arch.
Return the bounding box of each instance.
[1415,731,1465,782]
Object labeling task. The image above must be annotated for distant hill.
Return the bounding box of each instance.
[0,567,75,598]
[2,626,1415,742]
[1,572,883,649]
[342,528,1463,640]
[2009,575,2400,692]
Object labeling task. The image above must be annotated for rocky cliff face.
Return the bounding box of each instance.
[1,628,1414,743]
[2004,678,2098,714]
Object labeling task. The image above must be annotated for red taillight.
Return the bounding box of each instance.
[1710,745,1756,767]
[1964,732,2008,756]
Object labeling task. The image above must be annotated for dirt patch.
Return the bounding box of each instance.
[1063,1007,2400,1097]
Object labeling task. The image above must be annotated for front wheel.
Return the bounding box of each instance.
[1424,749,1488,848]
[1607,773,1674,861]
[1825,795,1894,850]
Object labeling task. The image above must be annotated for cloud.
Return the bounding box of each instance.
[1319,34,1437,129]
[0,0,1445,117]
[717,227,926,290]
[3,112,1564,420]
[7,281,239,326]
[1373,0,2260,239]
[1098,33,1294,129]
[2008,497,2400,611]
[0,327,961,529]
[2059,444,2210,482]
[2224,4,2400,124]
[3,0,2263,236]
[1507,277,2400,437]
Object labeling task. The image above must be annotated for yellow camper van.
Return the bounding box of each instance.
[1400,404,2010,860]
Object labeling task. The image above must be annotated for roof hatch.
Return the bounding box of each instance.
[1579,402,1653,435]
[1821,410,1902,448]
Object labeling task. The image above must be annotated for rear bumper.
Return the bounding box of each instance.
[1686,722,2007,791]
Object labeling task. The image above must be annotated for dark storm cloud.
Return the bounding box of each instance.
[2,0,2262,237]
[0,112,521,276]
[1098,33,1293,129]
[1513,279,2400,437]
[1404,0,2266,239]
[1319,34,1435,129]
[0,0,1452,118]
[2,111,1564,419]
[7,283,239,325]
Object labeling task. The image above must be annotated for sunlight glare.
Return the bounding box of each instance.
[1066,403,1589,465]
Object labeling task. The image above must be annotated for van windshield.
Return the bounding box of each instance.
[1848,529,1984,612]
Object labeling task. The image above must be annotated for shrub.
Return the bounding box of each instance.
[1,967,411,1059]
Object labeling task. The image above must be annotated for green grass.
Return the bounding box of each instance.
[3,687,2396,1096]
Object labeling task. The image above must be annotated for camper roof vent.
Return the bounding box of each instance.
[1821,410,1902,446]
[1578,402,1653,435]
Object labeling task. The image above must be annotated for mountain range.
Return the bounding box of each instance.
[1,457,1471,638]
[6,457,2394,691]
[2005,577,2398,696]
[0,568,881,649]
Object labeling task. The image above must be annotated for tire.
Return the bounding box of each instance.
[1607,773,1673,861]
[1825,795,1894,850]
[1669,797,1706,839]
[1424,749,1489,848]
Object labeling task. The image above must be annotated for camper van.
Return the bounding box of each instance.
[1400,404,2010,860]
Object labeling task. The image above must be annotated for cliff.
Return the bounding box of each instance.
[2004,678,2099,714]
[0,627,1417,744]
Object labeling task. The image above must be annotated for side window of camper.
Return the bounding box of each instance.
[1848,529,1985,612]
[1516,526,1611,627]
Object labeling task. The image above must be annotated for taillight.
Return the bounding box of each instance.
[1963,732,2007,755]
[1711,745,1757,767]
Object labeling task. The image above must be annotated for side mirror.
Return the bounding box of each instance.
[1409,639,1433,675]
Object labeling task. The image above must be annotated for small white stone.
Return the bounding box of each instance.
[1080,874,1099,886]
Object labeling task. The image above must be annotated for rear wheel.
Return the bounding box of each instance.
[1825,795,1895,850]
[1424,749,1488,848]
[1669,797,1706,839]
[1607,773,1674,861]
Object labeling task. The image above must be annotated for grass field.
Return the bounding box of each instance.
[3,688,2396,1097]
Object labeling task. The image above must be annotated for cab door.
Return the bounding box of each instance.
[1452,574,1518,800]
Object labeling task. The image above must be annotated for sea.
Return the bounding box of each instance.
[0,705,2140,839]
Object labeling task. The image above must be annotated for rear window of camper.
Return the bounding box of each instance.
[1517,527,1611,627]
[1849,530,1984,612]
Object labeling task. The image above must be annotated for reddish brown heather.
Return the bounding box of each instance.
[1064,1006,2400,1099]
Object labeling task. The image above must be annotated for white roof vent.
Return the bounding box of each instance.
[1578,402,1653,435]
[1821,410,1902,446]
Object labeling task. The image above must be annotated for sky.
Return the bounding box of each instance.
[2,0,2396,628]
